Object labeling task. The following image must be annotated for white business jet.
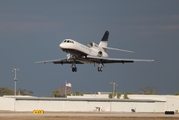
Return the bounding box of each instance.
[36,31,154,72]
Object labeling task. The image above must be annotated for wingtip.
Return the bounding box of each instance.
[130,51,134,53]
[34,61,44,64]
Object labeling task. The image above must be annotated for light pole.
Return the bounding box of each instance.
[110,82,118,98]
[12,68,19,96]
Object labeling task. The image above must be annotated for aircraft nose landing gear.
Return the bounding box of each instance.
[98,67,103,72]
[71,62,77,72]
[98,62,103,72]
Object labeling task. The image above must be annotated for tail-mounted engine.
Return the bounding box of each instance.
[97,51,103,57]
[88,42,107,57]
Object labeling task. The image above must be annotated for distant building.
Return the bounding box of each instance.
[0,94,179,112]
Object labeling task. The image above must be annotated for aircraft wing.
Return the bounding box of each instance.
[35,56,154,65]
[87,55,154,64]
[35,58,84,64]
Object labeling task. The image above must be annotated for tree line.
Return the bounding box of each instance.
[108,86,179,99]
[108,90,129,99]
[0,86,33,96]
[52,86,83,97]
[1,86,178,97]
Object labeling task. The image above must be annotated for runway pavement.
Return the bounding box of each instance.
[0,112,179,118]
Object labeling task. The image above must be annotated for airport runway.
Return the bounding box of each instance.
[0,112,179,118]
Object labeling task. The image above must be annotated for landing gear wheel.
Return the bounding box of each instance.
[72,67,77,72]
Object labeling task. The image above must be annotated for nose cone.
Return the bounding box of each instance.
[59,42,66,49]
[59,43,65,51]
[59,39,74,50]
[59,43,64,49]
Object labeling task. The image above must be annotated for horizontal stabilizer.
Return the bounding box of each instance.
[102,46,133,53]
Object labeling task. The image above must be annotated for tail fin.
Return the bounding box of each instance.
[98,31,133,53]
[99,31,109,48]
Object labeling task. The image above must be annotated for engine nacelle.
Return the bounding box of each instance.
[88,41,108,57]
[88,42,98,48]
[97,51,103,57]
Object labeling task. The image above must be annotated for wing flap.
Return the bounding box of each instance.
[87,55,154,64]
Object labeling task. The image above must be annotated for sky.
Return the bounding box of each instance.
[0,0,179,96]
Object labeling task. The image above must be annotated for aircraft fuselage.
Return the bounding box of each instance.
[59,39,108,58]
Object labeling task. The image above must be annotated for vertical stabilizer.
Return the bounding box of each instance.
[99,31,109,48]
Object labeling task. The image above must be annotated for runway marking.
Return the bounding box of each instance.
[0,112,179,118]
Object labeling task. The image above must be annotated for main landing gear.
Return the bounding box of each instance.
[72,67,77,72]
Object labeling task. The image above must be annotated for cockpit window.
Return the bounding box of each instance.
[63,39,74,44]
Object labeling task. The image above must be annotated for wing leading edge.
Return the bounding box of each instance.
[35,58,84,64]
